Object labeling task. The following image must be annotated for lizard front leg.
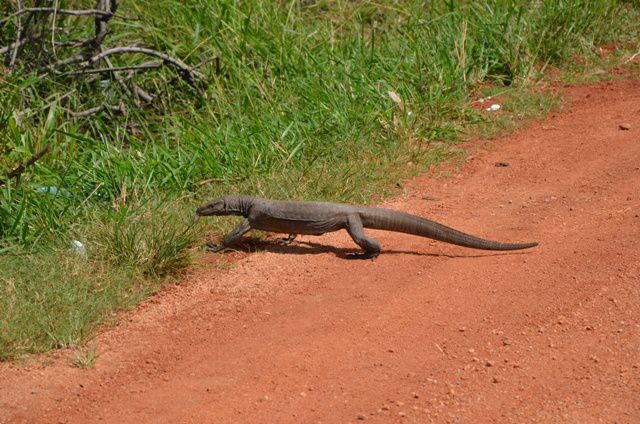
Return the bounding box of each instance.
[279,233,297,245]
[206,219,252,252]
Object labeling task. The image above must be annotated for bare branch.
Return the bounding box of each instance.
[89,46,205,86]
[61,60,163,75]
[0,30,47,55]
[0,8,115,26]
[102,53,141,108]
[52,38,91,49]
[0,144,51,187]
[3,0,205,117]
[132,82,153,102]
[43,54,85,72]
[193,56,220,72]
[8,0,24,71]
[67,102,124,117]
[90,0,117,56]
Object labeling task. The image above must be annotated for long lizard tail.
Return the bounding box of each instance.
[362,208,538,251]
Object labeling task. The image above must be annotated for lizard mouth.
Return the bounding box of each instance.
[195,206,212,216]
[196,198,226,216]
[196,204,223,216]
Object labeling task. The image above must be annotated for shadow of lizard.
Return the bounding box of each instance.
[218,238,534,260]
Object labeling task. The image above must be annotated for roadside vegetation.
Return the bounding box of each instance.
[1,0,639,360]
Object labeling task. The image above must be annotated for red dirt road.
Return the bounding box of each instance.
[1,78,640,424]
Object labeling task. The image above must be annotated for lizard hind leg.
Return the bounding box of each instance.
[345,214,381,260]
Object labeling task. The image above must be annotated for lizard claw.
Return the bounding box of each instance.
[205,242,226,253]
[345,251,379,260]
[278,234,297,246]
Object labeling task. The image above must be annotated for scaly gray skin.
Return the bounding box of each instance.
[196,195,538,259]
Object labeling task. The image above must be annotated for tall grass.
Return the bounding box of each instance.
[1,0,638,359]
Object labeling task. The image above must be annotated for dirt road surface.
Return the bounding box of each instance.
[1,78,639,424]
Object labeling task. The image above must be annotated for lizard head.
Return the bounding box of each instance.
[195,198,227,216]
[196,195,250,217]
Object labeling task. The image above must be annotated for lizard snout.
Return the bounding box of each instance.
[195,206,210,216]
[195,203,219,216]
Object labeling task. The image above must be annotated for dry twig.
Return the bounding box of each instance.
[8,0,24,71]
[1,0,209,116]
[0,7,115,26]
[89,46,205,87]
[0,144,51,187]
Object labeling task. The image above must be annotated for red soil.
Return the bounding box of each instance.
[1,77,639,424]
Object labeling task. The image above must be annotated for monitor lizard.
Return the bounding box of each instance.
[196,195,538,259]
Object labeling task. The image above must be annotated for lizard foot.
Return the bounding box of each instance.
[205,242,226,253]
[346,251,379,260]
[278,234,297,246]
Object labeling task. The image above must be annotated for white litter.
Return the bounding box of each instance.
[70,240,87,259]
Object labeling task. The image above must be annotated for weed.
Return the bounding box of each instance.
[71,344,99,369]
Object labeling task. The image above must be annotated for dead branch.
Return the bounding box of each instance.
[0,144,51,187]
[8,0,24,70]
[61,60,163,75]
[2,0,210,117]
[88,46,205,87]
[132,82,153,102]
[102,52,141,108]
[89,0,118,56]
[0,7,115,26]
[43,54,84,72]
[0,29,46,56]
[67,102,124,117]
[193,56,220,74]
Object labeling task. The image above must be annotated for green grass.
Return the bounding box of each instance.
[1,0,639,360]
[0,251,155,360]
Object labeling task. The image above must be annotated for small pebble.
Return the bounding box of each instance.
[495,161,510,167]
[356,413,367,420]
[619,123,631,130]
[502,337,512,346]
[485,360,495,367]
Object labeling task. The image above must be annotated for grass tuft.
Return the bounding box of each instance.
[71,344,99,369]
